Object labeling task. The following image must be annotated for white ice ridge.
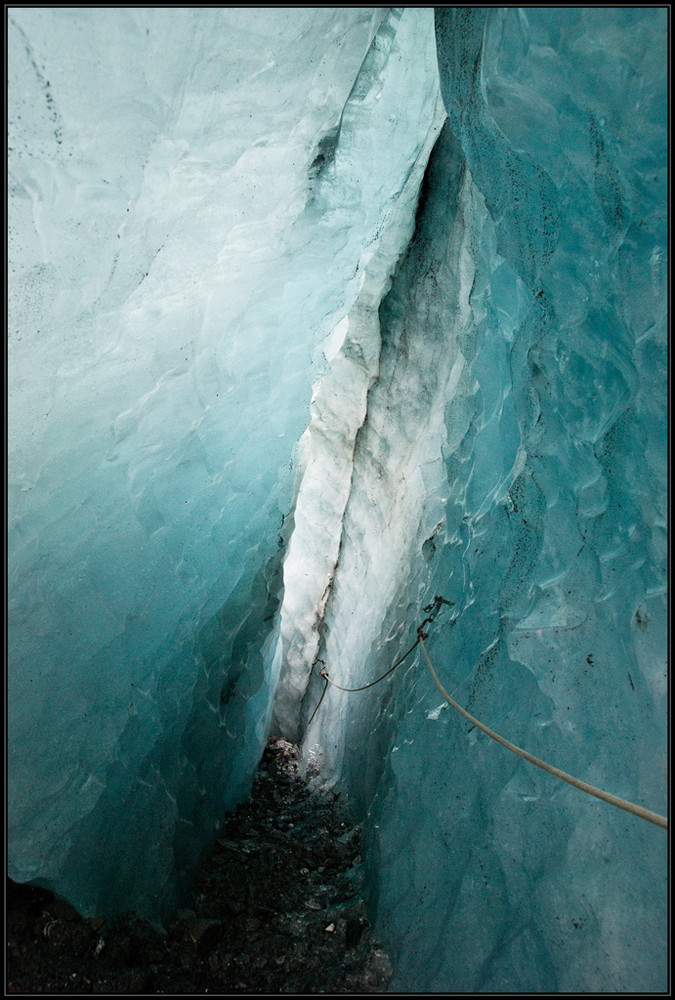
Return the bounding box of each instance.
[272,20,446,736]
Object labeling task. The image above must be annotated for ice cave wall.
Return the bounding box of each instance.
[7,6,668,993]
[300,7,667,993]
[8,6,443,921]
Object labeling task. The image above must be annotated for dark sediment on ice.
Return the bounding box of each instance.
[6,738,391,994]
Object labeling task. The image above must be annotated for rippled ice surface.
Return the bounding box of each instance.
[8,6,666,992]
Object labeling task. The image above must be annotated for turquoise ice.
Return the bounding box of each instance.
[8,7,666,992]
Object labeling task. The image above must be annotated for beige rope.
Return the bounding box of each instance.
[307,637,421,727]
[320,637,422,693]
[418,632,668,830]
[306,595,666,830]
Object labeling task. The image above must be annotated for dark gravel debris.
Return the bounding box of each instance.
[6,738,391,994]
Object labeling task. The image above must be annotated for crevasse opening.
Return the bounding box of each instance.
[8,6,667,994]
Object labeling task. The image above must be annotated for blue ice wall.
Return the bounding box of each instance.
[304,7,667,993]
[7,7,441,923]
[8,6,666,988]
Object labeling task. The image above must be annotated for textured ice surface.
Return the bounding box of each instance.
[301,7,667,994]
[8,5,667,992]
[8,6,442,921]
[270,10,445,739]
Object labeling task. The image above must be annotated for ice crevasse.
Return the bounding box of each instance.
[7,7,667,994]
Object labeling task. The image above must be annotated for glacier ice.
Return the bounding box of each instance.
[8,5,667,994]
[8,5,442,921]
[301,6,667,994]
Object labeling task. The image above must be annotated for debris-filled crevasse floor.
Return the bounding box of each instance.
[6,739,391,994]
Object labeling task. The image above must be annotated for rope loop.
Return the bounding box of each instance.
[306,596,667,830]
